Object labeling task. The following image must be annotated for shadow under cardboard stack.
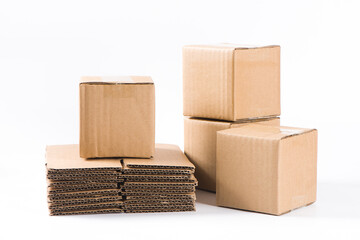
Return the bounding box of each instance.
[46,144,196,216]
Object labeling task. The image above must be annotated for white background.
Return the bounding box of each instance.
[1,0,359,239]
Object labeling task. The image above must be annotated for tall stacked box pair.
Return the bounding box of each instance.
[46,76,196,215]
[183,45,317,215]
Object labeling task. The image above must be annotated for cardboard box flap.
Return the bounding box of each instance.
[80,76,153,85]
[184,44,279,50]
[46,145,122,170]
[218,125,315,140]
[123,144,195,170]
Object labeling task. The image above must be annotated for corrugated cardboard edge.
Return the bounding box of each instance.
[48,189,121,200]
[50,208,124,216]
[124,203,195,210]
[123,192,196,199]
[49,196,123,206]
[49,201,124,212]
[122,188,195,194]
[122,168,193,175]
[48,183,118,194]
[120,175,193,182]
[124,198,195,205]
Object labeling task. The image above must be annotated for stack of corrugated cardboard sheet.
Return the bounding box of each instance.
[121,144,196,213]
[46,144,196,216]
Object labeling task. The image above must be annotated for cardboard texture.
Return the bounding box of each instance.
[123,144,195,170]
[48,189,121,201]
[216,124,317,215]
[46,144,123,170]
[184,116,280,192]
[183,44,280,121]
[123,192,196,199]
[121,174,194,182]
[46,144,196,215]
[80,76,155,158]
[50,208,124,216]
[49,196,123,206]
[126,208,195,214]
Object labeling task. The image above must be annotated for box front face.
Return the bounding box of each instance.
[216,133,279,214]
[234,46,281,119]
[183,46,235,121]
[184,117,280,192]
[184,118,231,192]
[80,84,155,158]
[278,131,318,214]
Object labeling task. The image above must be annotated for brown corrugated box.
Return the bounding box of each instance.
[183,44,280,121]
[79,76,155,158]
[216,124,317,215]
[184,116,280,192]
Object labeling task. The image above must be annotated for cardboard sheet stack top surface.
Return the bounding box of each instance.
[46,144,196,215]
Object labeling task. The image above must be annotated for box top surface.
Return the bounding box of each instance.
[46,144,122,170]
[184,43,279,50]
[218,124,315,140]
[80,76,153,85]
[123,144,195,170]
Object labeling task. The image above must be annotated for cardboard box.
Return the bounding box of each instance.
[184,116,280,192]
[183,44,280,121]
[80,76,155,158]
[216,125,318,215]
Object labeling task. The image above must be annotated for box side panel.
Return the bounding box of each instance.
[184,118,231,192]
[80,84,155,158]
[216,132,279,214]
[234,46,281,119]
[278,130,318,214]
[183,46,235,121]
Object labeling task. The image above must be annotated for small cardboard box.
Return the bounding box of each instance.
[80,76,155,158]
[184,117,280,192]
[183,44,280,121]
[216,124,317,215]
